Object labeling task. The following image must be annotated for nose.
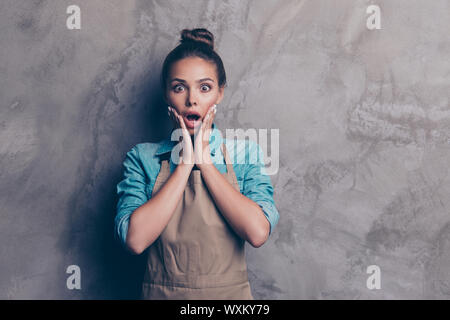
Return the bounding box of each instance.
[186,89,198,106]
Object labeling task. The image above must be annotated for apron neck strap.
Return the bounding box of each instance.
[220,143,234,174]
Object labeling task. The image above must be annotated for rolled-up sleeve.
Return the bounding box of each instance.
[115,146,148,248]
[242,141,280,235]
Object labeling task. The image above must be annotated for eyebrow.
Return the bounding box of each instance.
[170,77,215,83]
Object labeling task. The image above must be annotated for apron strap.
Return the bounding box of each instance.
[154,155,171,185]
[220,143,232,171]
[220,143,238,185]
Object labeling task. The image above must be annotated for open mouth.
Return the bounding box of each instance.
[183,113,202,129]
[186,114,200,121]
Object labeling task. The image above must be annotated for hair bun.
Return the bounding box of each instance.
[180,28,214,50]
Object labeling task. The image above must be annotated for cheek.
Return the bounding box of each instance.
[202,93,218,105]
[167,92,185,104]
[201,102,213,112]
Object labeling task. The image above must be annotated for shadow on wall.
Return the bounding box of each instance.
[58,51,170,298]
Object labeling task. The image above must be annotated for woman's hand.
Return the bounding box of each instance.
[194,104,216,169]
[168,106,194,169]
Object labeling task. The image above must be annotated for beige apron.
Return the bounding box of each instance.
[141,143,254,300]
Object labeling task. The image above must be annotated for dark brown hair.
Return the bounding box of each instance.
[160,28,227,92]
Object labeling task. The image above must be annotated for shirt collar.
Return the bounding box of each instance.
[155,122,223,156]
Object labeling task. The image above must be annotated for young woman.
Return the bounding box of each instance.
[115,28,280,300]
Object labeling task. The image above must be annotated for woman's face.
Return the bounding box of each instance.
[166,56,224,135]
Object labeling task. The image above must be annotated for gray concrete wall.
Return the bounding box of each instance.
[0,0,449,299]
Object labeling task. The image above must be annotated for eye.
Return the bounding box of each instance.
[172,84,184,93]
[200,84,211,92]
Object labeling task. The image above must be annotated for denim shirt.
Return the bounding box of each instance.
[115,123,280,248]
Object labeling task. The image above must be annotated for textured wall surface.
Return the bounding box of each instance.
[0,0,449,299]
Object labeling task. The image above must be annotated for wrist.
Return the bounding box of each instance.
[197,161,216,172]
[195,152,213,169]
[176,163,194,175]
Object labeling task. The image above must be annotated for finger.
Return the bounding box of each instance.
[174,108,184,130]
[170,109,185,146]
[209,105,216,127]
[202,110,210,129]
[201,111,212,143]
[206,105,215,132]
[203,111,211,134]
[177,114,189,132]
[202,105,214,129]
[207,114,214,140]
[200,111,212,140]
[171,106,179,117]
[177,115,188,147]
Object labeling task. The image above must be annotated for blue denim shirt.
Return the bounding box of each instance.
[115,123,280,248]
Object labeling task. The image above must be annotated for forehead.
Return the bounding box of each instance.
[169,56,217,80]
